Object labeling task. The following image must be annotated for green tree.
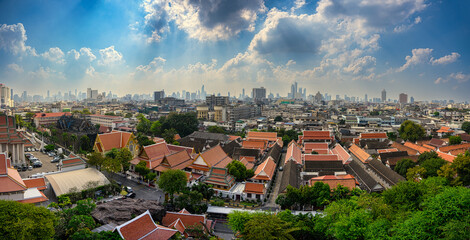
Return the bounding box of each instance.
[62,132,70,146]
[207,125,225,133]
[0,200,56,240]
[158,169,187,203]
[162,128,178,144]
[116,148,133,172]
[449,135,462,145]
[161,112,199,137]
[191,182,215,202]
[25,112,35,122]
[443,152,470,186]
[395,158,416,177]
[174,190,208,214]
[382,180,423,211]
[82,109,91,115]
[228,210,255,233]
[406,166,427,182]
[150,120,162,136]
[105,148,119,159]
[421,157,448,178]
[387,132,397,141]
[398,120,425,142]
[462,121,470,134]
[136,132,155,147]
[226,160,254,181]
[67,215,96,236]
[73,198,96,215]
[87,152,106,170]
[417,151,439,164]
[79,135,91,152]
[70,134,78,152]
[136,114,152,135]
[331,184,351,201]
[243,213,297,240]
[331,209,372,240]
[44,144,55,152]
[135,161,150,180]
[274,116,283,122]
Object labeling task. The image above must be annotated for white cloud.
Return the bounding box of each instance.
[98,46,123,65]
[291,0,306,12]
[0,23,36,55]
[7,63,24,73]
[142,0,266,42]
[136,57,166,73]
[316,0,427,30]
[450,72,469,83]
[394,16,422,33]
[398,48,433,72]
[343,55,376,75]
[431,52,460,65]
[42,47,65,64]
[248,9,327,55]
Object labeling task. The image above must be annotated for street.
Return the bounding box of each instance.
[104,172,165,202]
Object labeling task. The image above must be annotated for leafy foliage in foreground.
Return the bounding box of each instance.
[229,177,470,240]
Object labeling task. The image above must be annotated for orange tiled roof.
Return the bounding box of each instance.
[303,154,338,161]
[309,174,356,190]
[242,139,268,150]
[246,131,278,142]
[17,191,48,204]
[377,148,399,154]
[331,144,352,164]
[244,182,265,194]
[437,151,456,163]
[360,132,387,139]
[391,142,418,155]
[439,143,470,153]
[162,211,206,232]
[228,135,241,141]
[302,130,331,140]
[199,145,232,168]
[404,142,432,154]
[436,126,454,133]
[349,144,372,163]
[304,142,329,153]
[97,131,133,152]
[240,158,255,170]
[285,140,302,164]
[117,210,177,240]
[23,178,47,191]
[252,157,276,181]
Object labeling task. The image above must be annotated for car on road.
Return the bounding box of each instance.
[126,192,136,198]
[279,166,283,171]
[126,187,133,193]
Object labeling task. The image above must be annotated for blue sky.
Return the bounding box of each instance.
[1,0,469,101]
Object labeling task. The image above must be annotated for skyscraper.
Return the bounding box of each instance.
[365,94,368,102]
[381,89,386,102]
[0,84,13,107]
[154,90,165,101]
[252,87,266,102]
[399,93,408,104]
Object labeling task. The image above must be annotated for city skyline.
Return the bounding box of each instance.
[1,0,470,101]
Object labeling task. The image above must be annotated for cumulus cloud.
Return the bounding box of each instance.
[7,63,24,73]
[142,0,265,41]
[42,47,65,64]
[317,0,427,30]
[431,52,460,65]
[343,55,376,75]
[0,23,36,55]
[136,57,166,73]
[394,16,422,33]
[398,48,433,72]
[435,72,469,84]
[98,46,123,65]
[249,9,326,54]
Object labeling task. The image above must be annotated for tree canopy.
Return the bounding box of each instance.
[0,200,56,240]
[158,169,188,202]
[399,120,425,142]
[449,135,462,145]
[462,121,470,134]
[226,160,254,181]
[395,158,416,177]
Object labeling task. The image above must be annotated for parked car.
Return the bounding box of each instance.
[126,192,136,198]
[33,162,42,168]
[126,187,133,193]
[51,157,60,163]
[28,166,33,171]
[21,166,28,171]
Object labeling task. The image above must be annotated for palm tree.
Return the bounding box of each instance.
[62,133,69,148]
[70,134,77,152]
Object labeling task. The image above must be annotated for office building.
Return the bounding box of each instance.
[399,93,408,104]
[0,84,13,107]
[252,87,266,102]
[153,90,165,102]
[381,89,386,102]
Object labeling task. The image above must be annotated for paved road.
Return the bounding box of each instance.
[263,152,285,210]
[104,172,165,202]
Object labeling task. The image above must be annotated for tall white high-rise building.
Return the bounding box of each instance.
[0,84,13,107]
